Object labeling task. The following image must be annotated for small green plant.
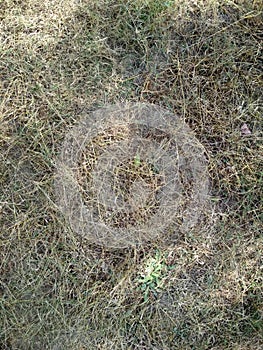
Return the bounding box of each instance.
[137,250,174,302]
[134,153,141,167]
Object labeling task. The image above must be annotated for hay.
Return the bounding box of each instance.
[55,103,209,248]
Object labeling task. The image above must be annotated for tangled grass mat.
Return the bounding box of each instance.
[55,103,209,248]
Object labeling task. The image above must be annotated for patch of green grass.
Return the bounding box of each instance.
[0,0,262,349]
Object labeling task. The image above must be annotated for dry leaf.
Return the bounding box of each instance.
[240,123,252,136]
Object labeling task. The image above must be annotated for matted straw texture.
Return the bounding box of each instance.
[55,103,209,248]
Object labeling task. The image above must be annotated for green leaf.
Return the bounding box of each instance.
[134,154,141,167]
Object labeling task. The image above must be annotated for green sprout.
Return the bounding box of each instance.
[137,250,174,303]
[134,153,141,167]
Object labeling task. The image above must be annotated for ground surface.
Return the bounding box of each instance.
[0,1,262,349]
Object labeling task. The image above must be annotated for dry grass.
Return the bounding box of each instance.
[55,102,210,248]
[0,0,262,349]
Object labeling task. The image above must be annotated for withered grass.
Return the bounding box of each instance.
[0,1,262,349]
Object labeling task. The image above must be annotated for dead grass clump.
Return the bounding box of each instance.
[55,103,209,248]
